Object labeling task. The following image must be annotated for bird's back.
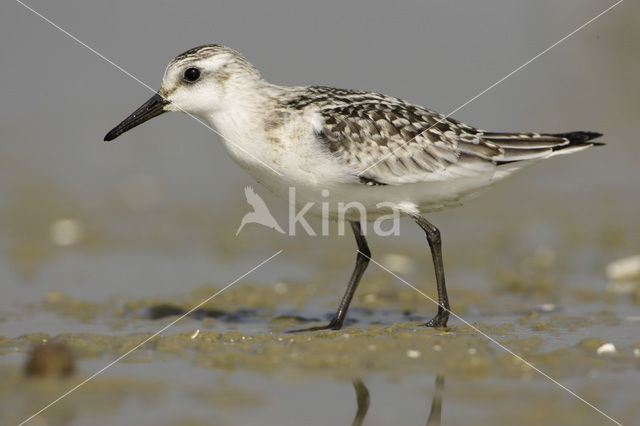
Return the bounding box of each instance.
[280,85,602,187]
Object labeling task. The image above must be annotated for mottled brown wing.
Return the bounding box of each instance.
[316,102,503,185]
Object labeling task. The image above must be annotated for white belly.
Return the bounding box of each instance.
[209,111,496,221]
[230,150,495,221]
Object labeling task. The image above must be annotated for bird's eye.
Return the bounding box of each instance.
[183,67,201,82]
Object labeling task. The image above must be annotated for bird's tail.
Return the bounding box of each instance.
[480,131,603,165]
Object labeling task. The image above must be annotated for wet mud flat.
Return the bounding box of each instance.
[1,183,639,425]
[2,277,640,426]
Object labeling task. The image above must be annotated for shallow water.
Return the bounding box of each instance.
[1,183,639,425]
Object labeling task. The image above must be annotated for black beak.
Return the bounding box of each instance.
[104,93,169,141]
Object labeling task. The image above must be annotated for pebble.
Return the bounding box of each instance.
[25,342,74,378]
[595,342,617,355]
[406,350,421,359]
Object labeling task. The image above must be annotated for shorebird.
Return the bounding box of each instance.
[105,44,602,330]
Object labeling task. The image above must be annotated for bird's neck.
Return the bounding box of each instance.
[203,81,287,171]
[207,81,282,135]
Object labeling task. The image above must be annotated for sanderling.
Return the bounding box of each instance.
[105,44,602,330]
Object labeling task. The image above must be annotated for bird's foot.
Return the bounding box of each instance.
[286,317,343,333]
[424,311,449,328]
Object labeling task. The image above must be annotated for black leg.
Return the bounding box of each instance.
[412,215,450,327]
[289,221,370,332]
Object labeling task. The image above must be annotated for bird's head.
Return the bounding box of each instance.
[104,44,261,141]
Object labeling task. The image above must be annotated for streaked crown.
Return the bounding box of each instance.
[159,44,263,115]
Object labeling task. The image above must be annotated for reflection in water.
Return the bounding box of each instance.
[351,379,370,426]
[351,375,444,426]
[426,375,445,426]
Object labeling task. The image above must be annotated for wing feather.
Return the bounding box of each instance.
[313,96,500,184]
[283,86,602,185]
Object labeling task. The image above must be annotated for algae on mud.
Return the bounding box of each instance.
[4,314,638,382]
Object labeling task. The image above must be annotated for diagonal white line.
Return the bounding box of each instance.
[18,250,283,426]
[358,0,623,177]
[363,252,622,426]
[14,0,283,177]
